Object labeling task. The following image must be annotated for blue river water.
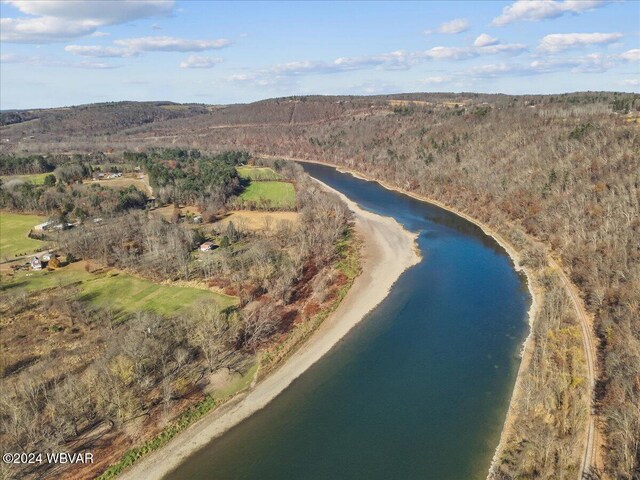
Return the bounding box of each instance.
[165,162,530,480]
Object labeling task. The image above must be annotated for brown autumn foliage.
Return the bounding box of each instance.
[1,92,638,478]
[0,157,353,479]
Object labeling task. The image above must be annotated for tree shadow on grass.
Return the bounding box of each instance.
[0,280,28,291]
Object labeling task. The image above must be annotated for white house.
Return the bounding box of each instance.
[199,242,214,252]
[33,221,52,232]
[30,257,42,271]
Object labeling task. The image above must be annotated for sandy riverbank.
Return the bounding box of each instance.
[118,178,420,480]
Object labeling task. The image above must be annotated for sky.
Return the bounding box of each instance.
[0,0,638,109]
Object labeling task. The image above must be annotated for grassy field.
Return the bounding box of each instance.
[0,173,50,185]
[237,166,282,181]
[239,181,296,210]
[3,262,237,319]
[0,212,46,259]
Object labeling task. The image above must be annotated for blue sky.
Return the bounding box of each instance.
[1,0,638,109]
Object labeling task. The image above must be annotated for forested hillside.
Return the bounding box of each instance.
[0,101,211,138]
[1,92,638,478]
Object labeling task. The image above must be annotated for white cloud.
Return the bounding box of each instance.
[538,32,623,52]
[467,50,627,79]
[219,39,528,92]
[64,45,134,58]
[73,61,119,69]
[333,50,412,71]
[65,36,232,59]
[264,41,526,77]
[227,73,297,90]
[179,55,223,68]
[0,52,118,69]
[421,46,476,60]
[622,79,640,86]
[228,74,251,82]
[3,1,174,23]
[421,76,453,84]
[426,18,470,35]
[90,31,109,38]
[492,0,606,26]
[468,63,520,77]
[474,34,499,48]
[268,60,323,75]
[438,18,470,34]
[418,42,526,60]
[113,36,231,52]
[619,49,640,62]
[479,43,528,54]
[1,0,174,43]
[1,17,100,43]
[0,53,26,63]
[267,51,414,76]
[238,39,527,85]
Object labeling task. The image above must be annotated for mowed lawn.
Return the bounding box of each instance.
[237,166,282,181]
[4,262,237,319]
[239,181,296,209]
[0,212,46,258]
[0,173,50,185]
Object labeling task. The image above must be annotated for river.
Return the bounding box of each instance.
[165,162,530,480]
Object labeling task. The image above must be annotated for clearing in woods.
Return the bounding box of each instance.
[239,181,296,210]
[0,212,46,259]
[87,175,153,196]
[236,166,282,181]
[2,261,237,320]
[0,173,51,185]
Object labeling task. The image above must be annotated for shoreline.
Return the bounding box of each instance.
[258,154,543,478]
[118,178,420,480]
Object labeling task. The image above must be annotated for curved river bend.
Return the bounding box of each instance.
[166,163,530,480]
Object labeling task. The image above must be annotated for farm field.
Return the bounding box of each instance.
[239,181,296,210]
[0,173,50,184]
[0,212,46,259]
[237,166,282,181]
[217,210,299,232]
[3,262,237,319]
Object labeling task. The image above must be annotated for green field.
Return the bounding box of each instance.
[237,166,282,181]
[0,212,46,259]
[0,173,50,185]
[239,181,296,210]
[3,262,237,319]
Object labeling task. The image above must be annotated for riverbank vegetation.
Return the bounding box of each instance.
[0,150,355,479]
[491,270,588,479]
